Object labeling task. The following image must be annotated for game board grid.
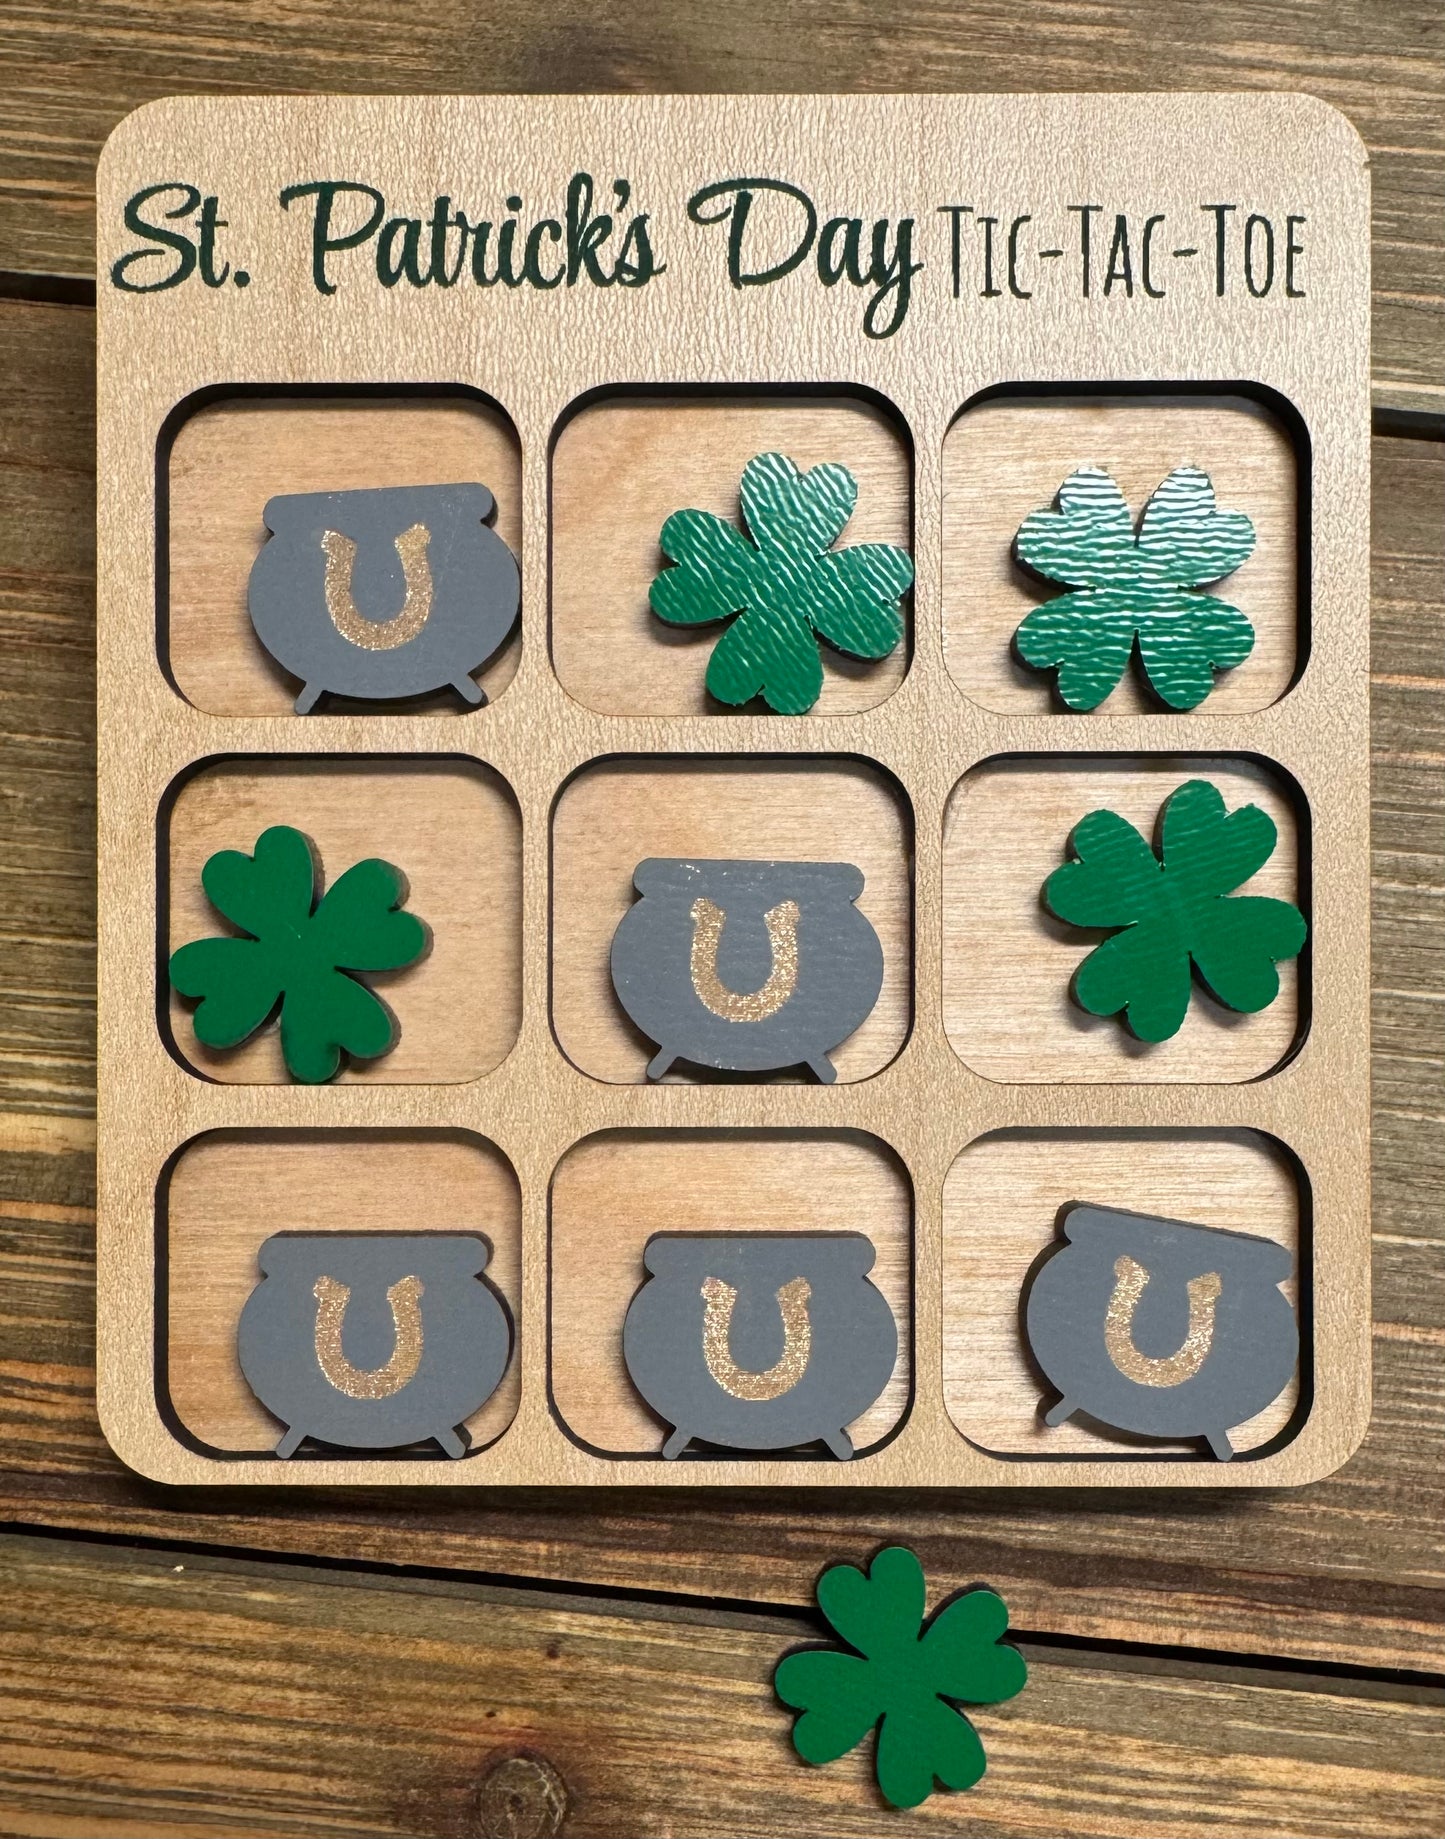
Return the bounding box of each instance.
[91,91,1373,1488]
[136,445,1326,1479]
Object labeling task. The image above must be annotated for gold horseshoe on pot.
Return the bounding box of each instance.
[689,896,800,1022]
[701,1274,811,1400]
[312,1273,424,1399]
[322,522,434,650]
[1103,1255,1221,1388]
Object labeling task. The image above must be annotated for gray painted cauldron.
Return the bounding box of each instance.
[236,1232,512,1458]
[622,1231,899,1459]
[247,483,519,711]
[609,858,885,1082]
[1024,1204,1297,1461]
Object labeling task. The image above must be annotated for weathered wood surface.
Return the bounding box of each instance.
[0,0,1439,413]
[0,9,1438,1821]
[0,296,1440,1675]
[1,1532,1442,1839]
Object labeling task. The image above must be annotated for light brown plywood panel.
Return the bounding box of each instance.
[166,398,522,716]
[942,396,1299,716]
[94,95,1371,1489]
[942,756,1302,1083]
[549,1129,912,1456]
[551,758,912,1084]
[551,397,912,716]
[166,758,522,1084]
[164,1130,522,1454]
[942,1128,1301,1459]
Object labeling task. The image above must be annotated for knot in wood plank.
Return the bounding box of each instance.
[474,1751,568,1839]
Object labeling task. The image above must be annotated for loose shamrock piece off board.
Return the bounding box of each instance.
[169,825,427,1082]
[649,451,913,714]
[1013,465,1257,710]
[774,1546,1026,1809]
[1043,779,1307,1042]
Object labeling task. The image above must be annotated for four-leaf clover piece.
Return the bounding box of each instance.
[1044,779,1307,1043]
[169,825,428,1084]
[774,1545,1026,1810]
[649,451,913,714]
[1013,464,1256,710]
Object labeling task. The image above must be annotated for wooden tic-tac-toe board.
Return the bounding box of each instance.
[95,93,1371,1487]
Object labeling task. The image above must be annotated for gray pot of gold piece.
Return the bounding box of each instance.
[237,1232,512,1458]
[248,481,519,711]
[623,1231,898,1459]
[610,858,884,1082]
[1024,1204,1298,1461]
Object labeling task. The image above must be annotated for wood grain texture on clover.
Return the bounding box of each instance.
[943,398,1298,717]
[942,758,1301,1084]
[552,398,912,717]
[166,758,521,1085]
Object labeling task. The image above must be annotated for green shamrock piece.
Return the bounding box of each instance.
[169,825,427,1083]
[649,451,913,714]
[1013,464,1256,710]
[1044,779,1307,1043]
[774,1546,1026,1810]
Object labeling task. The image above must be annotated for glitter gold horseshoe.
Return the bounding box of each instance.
[312,1273,424,1400]
[701,1274,811,1400]
[322,522,433,650]
[688,896,800,1022]
[1103,1254,1221,1388]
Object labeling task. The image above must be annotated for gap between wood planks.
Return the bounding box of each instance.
[2,1529,1444,1839]
[7,1517,1445,1699]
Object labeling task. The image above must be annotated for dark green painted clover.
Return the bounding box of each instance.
[1044,779,1307,1043]
[169,824,427,1083]
[1013,464,1256,710]
[649,451,913,714]
[774,1545,1026,1810]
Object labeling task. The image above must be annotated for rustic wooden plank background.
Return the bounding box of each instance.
[0,4,1441,1832]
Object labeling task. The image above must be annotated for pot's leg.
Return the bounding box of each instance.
[823,1427,854,1461]
[435,1425,468,1459]
[806,1054,838,1085]
[646,1048,676,1081]
[451,674,486,707]
[1042,1396,1078,1427]
[661,1425,691,1460]
[1204,1428,1235,1462]
[293,682,325,715]
[274,1424,306,1458]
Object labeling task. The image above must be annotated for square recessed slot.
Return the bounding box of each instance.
[549,1129,913,1460]
[943,755,1306,1083]
[550,391,913,717]
[943,1128,1306,1461]
[551,755,912,1084]
[942,389,1303,715]
[163,390,522,715]
[164,755,521,1084]
[161,1129,521,1460]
